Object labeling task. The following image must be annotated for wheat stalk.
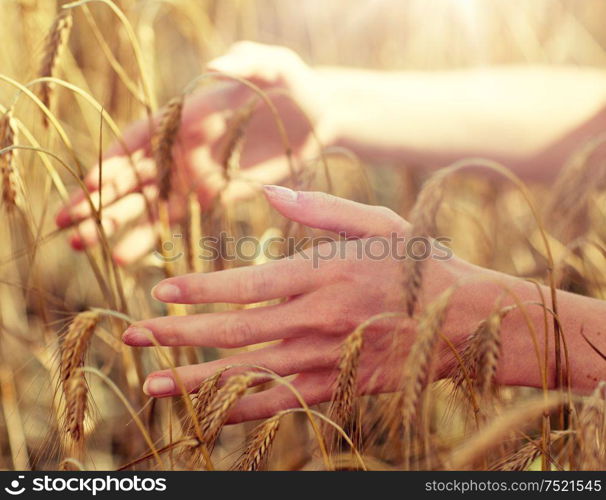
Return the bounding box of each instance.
[401,288,455,440]
[153,95,184,201]
[64,370,88,443]
[232,411,283,471]
[200,373,259,449]
[579,381,606,470]
[38,10,73,126]
[186,367,229,436]
[328,324,364,434]
[221,96,258,177]
[59,311,99,444]
[0,111,19,212]
[490,431,567,471]
[60,311,100,385]
[472,306,515,397]
[403,169,447,316]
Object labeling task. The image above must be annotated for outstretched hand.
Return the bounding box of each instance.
[56,42,328,265]
[122,187,464,423]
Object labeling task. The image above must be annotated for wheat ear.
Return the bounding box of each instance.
[200,373,259,448]
[232,412,283,471]
[579,381,606,470]
[38,10,73,126]
[60,311,99,443]
[153,95,184,201]
[0,111,19,212]
[403,170,447,316]
[401,288,455,435]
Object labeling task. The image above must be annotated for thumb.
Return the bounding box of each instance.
[263,185,407,238]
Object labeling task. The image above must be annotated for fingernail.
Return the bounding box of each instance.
[143,376,175,396]
[122,326,154,346]
[152,282,181,302]
[263,185,298,203]
[56,211,71,228]
[70,234,84,251]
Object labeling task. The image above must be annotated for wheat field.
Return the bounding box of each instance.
[0,0,605,471]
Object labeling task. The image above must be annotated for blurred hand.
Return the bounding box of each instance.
[122,187,463,423]
[56,42,329,265]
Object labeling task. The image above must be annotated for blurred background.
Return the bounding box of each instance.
[0,0,605,470]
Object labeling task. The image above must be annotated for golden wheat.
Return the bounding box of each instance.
[37,10,73,125]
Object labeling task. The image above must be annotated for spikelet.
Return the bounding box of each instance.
[401,287,455,435]
[200,373,258,448]
[0,111,19,212]
[186,367,229,436]
[153,95,184,201]
[452,305,514,386]
[38,10,73,125]
[326,323,365,442]
[490,431,566,471]
[65,370,88,443]
[472,307,510,397]
[221,96,258,177]
[578,381,606,470]
[403,169,447,316]
[60,311,100,385]
[232,412,283,471]
[60,311,99,443]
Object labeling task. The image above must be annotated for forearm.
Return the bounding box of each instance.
[317,66,606,182]
[431,257,606,393]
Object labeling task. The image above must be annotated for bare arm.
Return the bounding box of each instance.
[318,65,606,182]
[432,258,606,393]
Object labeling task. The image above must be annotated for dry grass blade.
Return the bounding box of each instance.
[38,10,73,126]
[153,95,184,201]
[578,381,606,470]
[402,169,447,316]
[232,411,283,471]
[0,111,19,212]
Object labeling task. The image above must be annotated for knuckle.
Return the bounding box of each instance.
[222,316,254,347]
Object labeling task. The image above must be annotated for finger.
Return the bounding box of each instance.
[112,222,158,266]
[227,370,334,424]
[70,188,157,250]
[56,156,156,228]
[140,336,340,397]
[123,299,315,348]
[151,257,321,304]
[263,186,408,238]
[104,119,153,158]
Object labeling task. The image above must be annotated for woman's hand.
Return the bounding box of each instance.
[55,42,330,265]
[122,186,465,423]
